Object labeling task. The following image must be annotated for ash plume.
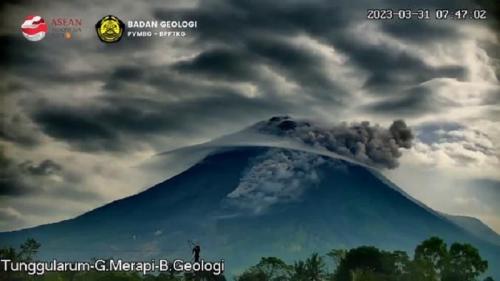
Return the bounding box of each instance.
[255,116,414,169]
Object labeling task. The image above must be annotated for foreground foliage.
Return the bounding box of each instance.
[0,237,494,281]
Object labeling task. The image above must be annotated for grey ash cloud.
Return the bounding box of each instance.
[227,149,327,213]
[256,116,414,169]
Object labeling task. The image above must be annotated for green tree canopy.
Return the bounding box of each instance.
[236,257,290,281]
[442,242,488,281]
[334,246,387,281]
[413,236,448,280]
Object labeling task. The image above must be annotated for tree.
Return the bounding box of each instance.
[304,253,326,281]
[333,246,385,281]
[442,243,488,281]
[19,238,41,261]
[0,238,41,281]
[0,246,18,261]
[413,236,448,281]
[386,250,411,276]
[0,236,492,281]
[192,270,227,281]
[256,257,290,281]
[350,268,385,281]
[154,270,183,281]
[290,260,308,281]
[326,249,346,270]
[236,257,290,281]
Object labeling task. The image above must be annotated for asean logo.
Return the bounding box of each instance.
[21,15,48,42]
[95,15,125,43]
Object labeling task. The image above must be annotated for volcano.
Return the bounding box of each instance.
[1,117,499,277]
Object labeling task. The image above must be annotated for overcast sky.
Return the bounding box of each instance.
[1,0,499,232]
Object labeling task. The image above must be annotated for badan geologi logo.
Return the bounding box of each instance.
[95,15,125,43]
[21,15,48,41]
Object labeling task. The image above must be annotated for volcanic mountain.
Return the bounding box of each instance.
[1,116,499,277]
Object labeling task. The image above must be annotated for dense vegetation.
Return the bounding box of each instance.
[0,237,494,281]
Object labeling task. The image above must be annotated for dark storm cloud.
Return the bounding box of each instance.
[0,35,55,72]
[474,0,500,28]
[365,86,447,116]
[157,0,467,96]
[248,36,346,102]
[173,48,258,82]
[0,113,41,146]
[359,50,465,92]
[174,36,347,102]
[19,159,62,176]
[324,33,466,93]
[31,92,290,152]
[31,104,121,152]
[0,147,49,196]
[103,65,149,92]
[2,0,496,155]
[0,21,153,86]
[0,0,496,233]
[35,107,111,140]
[111,66,145,81]
[156,0,355,44]
[158,0,350,101]
[380,20,460,44]
[104,64,245,99]
[0,35,105,88]
[0,0,33,14]
[0,148,27,196]
[0,0,30,48]
[0,146,100,201]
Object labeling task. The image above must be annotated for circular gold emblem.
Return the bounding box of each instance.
[95,15,124,43]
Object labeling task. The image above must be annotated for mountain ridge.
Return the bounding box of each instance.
[1,145,499,278]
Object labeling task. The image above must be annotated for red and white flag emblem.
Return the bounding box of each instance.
[21,15,48,41]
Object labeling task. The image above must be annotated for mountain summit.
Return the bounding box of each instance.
[0,117,498,277]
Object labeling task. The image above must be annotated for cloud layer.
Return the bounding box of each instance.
[0,0,498,231]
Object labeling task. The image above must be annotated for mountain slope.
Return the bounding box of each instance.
[443,213,500,246]
[1,146,499,277]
